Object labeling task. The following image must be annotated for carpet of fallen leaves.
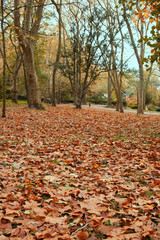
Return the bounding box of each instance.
[0,104,160,240]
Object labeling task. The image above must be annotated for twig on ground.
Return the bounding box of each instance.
[71,213,88,236]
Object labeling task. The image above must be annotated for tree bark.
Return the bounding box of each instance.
[122,2,144,114]
[115,86,124,113]
[12,75,18,103]
[1,0,6,117]
[51,0,62,106]
[14,0,45,109]
[137,65,144,114]
[22,44,43,109]
[12,48,22,103]
[107,72,112,107]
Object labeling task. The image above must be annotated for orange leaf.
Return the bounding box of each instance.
[93,163,99,168]
[76,231,89,240]
[64,159,73,163]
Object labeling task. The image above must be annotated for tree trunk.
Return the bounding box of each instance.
[115,88,124,113]
[143,90,146,110]
[107,72,112,107]
[22,44,43,109]
[57,81,61,104]
[12,75,18,103]
[1,0,6,117]
[137,66,144,114]
[75,99,82,109]
[23,60,28,102]
[118,92,124,113]
[14,0,45,109]
[51,0,62,106]
[122,2,144,114]
[116,100,119,111]
[115,73,124,113]
[12,48,22,103]
[52,75,56,106]
[82,94,86,105]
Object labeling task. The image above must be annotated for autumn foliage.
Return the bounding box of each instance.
[0,105,160,239]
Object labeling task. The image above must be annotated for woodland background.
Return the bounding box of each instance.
[0,0,160,117]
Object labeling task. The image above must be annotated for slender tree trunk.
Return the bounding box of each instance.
[52,74,56,106]
[115,72,124,113]
[51,0,62,106]
[107,72,112,107]
[73,45,77,105]
[138,19,145,114]
[1,0,6,117]
[122,3,144,114]
[12,75,18,103]
[137,65,144,114]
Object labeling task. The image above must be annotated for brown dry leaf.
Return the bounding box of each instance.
[45,216,68,225]
[33,207,46,216]
[11,227,27,238]
[76,231,89,240]
[5,208,20,216]
[99,224,115,235]
[0,222,12,230]
[44,175,57,182]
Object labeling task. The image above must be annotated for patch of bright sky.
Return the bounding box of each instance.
[43,0,157,74]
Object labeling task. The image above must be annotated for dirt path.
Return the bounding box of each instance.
[83,104,160,116]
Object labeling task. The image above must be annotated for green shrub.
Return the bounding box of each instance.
[128,102,137,109]
[147,105,158,111]
[88,96,107,104]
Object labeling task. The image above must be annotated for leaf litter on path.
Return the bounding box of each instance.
[0,105,160,239]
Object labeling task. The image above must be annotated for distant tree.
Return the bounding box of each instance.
[120,0,159,114]
[97,0,128,113]
[60,4,106,108]
[119,0,148,114]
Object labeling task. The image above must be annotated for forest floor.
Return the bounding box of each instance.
[0,104,160,239]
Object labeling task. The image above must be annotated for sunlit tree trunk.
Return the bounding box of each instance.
[122,2,145,114]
